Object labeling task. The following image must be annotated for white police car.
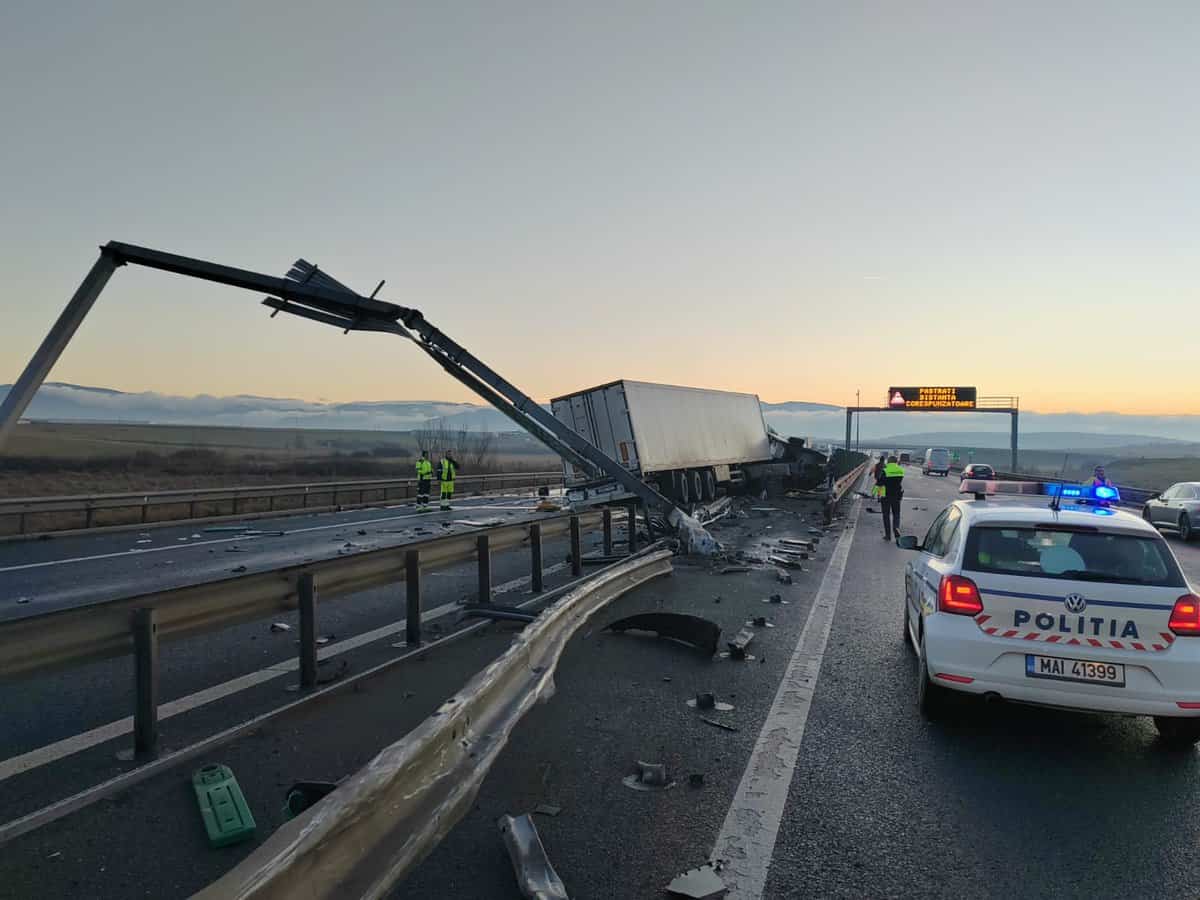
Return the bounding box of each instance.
[899,480,1200,744]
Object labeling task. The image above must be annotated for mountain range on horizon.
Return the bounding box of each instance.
[6,382,1200,449]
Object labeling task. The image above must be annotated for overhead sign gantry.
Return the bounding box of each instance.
[847,387,1020,471]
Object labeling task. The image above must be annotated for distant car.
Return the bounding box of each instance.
[922,448,951,476]
[960,464,996,481]
[899,452,911,464]
[1143,482,1200,542]
[900,479,1200,743]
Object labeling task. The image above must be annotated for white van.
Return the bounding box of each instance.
[922,447,951,476]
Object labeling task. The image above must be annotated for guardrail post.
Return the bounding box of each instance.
[85,506,95,528]
[269,494,276,512]
[18,512,26,534]
[140,499,149,524]
[602,508,613,555]
[405,550,421,647]
[626,503,639,554]
[570,515,583,577]
[232,493,240,515]
[530,523,543,592]
[302,488,309,509]
[477,534,492,603]
[133,608,158,754]
[188,500,196,519]
[298,574,318,689]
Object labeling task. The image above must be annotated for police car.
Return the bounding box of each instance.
[899,479,1200,744]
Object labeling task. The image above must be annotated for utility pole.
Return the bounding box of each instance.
[855,389,861,452]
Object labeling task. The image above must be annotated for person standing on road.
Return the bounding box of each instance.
[881,455,905,541]
[438,451,459,511]
[1085,465,1113,488]
[871,454,886,501]
[415,450,433,511]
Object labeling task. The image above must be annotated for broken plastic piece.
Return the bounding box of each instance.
[498,813,569,900]
[283,781,339,819]
[666,864,726,898]
[768,555,803,569]
[622,760,675,792]
[533,803,562,817]
[727,628,754,660]
[605,613,721,656]
[776,570,793,585]
[270,622,291,632]
[193,764,256,848]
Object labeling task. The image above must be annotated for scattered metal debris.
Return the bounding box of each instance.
[270,622,291,632]
[780,538,814,550]
[462,604,537,624]
[455,518,504,527]
[533,803,562,817]
[768,555,804,569]
[498,813,569,900]
[775,570,793,585]
[283,781,339,819]
[622,760,675,792]
[688,773,705,788]
[230,565,248,573]
[606,613,721,656]
[700,716,739,733]
[204,526,251,533]
[765,593,787,605]
[687,693,734,712]
[15,597,30,605]
[666,864,726,898]
[718,565,750,575]
[726,628,755,660]
[749,616,774,629]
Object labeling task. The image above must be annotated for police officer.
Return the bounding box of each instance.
[414,450,433,511]
[871,454,886,501]
[438,451,460,511]
[880,455,905,541]
[1086,465,1113,487]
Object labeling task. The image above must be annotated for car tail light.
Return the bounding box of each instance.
[1169,594,1200,636]
[939,574,983,616]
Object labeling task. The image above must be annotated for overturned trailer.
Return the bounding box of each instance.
[550,380,827,505]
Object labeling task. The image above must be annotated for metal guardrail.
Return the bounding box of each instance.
[0,471,563,536]
[192,548,674,900]
[0,507,615,755]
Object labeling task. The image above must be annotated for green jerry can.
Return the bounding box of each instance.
[192,764,256,848]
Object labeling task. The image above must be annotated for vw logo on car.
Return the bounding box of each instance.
[1064,593,1088,614]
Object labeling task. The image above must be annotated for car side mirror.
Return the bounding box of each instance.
[897,535,921,551]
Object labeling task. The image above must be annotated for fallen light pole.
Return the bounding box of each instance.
[0,242,718,554]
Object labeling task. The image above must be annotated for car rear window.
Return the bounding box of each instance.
[963,525,1185,587]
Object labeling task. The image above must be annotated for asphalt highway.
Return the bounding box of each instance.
[5,471,1200,899]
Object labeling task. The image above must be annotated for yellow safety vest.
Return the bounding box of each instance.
[416,458,433,478]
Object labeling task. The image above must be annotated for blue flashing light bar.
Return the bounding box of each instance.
[959,479,1120,503]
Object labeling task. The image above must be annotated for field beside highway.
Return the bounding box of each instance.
[0,422,557,497]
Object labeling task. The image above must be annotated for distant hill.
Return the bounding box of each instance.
[872,431,1200,454]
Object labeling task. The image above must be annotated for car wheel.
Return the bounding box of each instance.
[917,632,952,720]
[902,596,915,652]
[1181,514,1193,543]
[1154,716,1200,747]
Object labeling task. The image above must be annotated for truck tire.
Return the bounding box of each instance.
[691,470,704,505]
[676,470,690,504]
[702,469,717,502]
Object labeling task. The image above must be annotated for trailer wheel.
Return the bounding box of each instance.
[675,470,690,504]
[702,469,717,502]
[691,470,704,504]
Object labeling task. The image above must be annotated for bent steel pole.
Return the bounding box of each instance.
[0,254,118,451]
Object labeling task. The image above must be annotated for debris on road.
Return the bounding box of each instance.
[316,636,334,646]
[687,693,734,712]
[699,716,739,733]
[776,570,793,585]
[780,538,814,550]
[204,526,251,533]
[463,604,537,625]
[688,773,705,788]
[533,803,563,817]
[606,612,721,656]
[498,813,569,900]
[766,593,787,605]
[230,565,248,573]
[225,546,247,553]
[666,864,727,898]
[768,555,803,569]
[726,628,755,660]
[270,622,290,632]
[455,518,504,527]
[15,597,30,604]
[622,760,675,792]
[749,616,774,629]
[282,780,339,819]
[192,764,256,848]
[718,565,750,575]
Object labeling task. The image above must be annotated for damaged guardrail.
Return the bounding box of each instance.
[0,507,617,755]
[823,456,871,521]
[192,547,673,900]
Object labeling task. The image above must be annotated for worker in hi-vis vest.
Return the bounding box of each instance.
[438,452,459,511]
[415,450,433,511]
[880,456,905,541]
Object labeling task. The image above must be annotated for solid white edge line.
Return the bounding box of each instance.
[711,498,861,899]
[0,563,566,782]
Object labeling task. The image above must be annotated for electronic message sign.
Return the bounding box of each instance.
[886,386,977,410]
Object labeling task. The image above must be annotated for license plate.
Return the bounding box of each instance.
[1025,654,1125,687]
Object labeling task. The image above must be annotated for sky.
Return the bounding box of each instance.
[1,1,1198,414]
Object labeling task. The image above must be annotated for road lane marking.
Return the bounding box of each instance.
[0,497,532,575]
[0,563,566,782]
[711,500,860,898]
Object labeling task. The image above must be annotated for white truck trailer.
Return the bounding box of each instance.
[549,380,776,505]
